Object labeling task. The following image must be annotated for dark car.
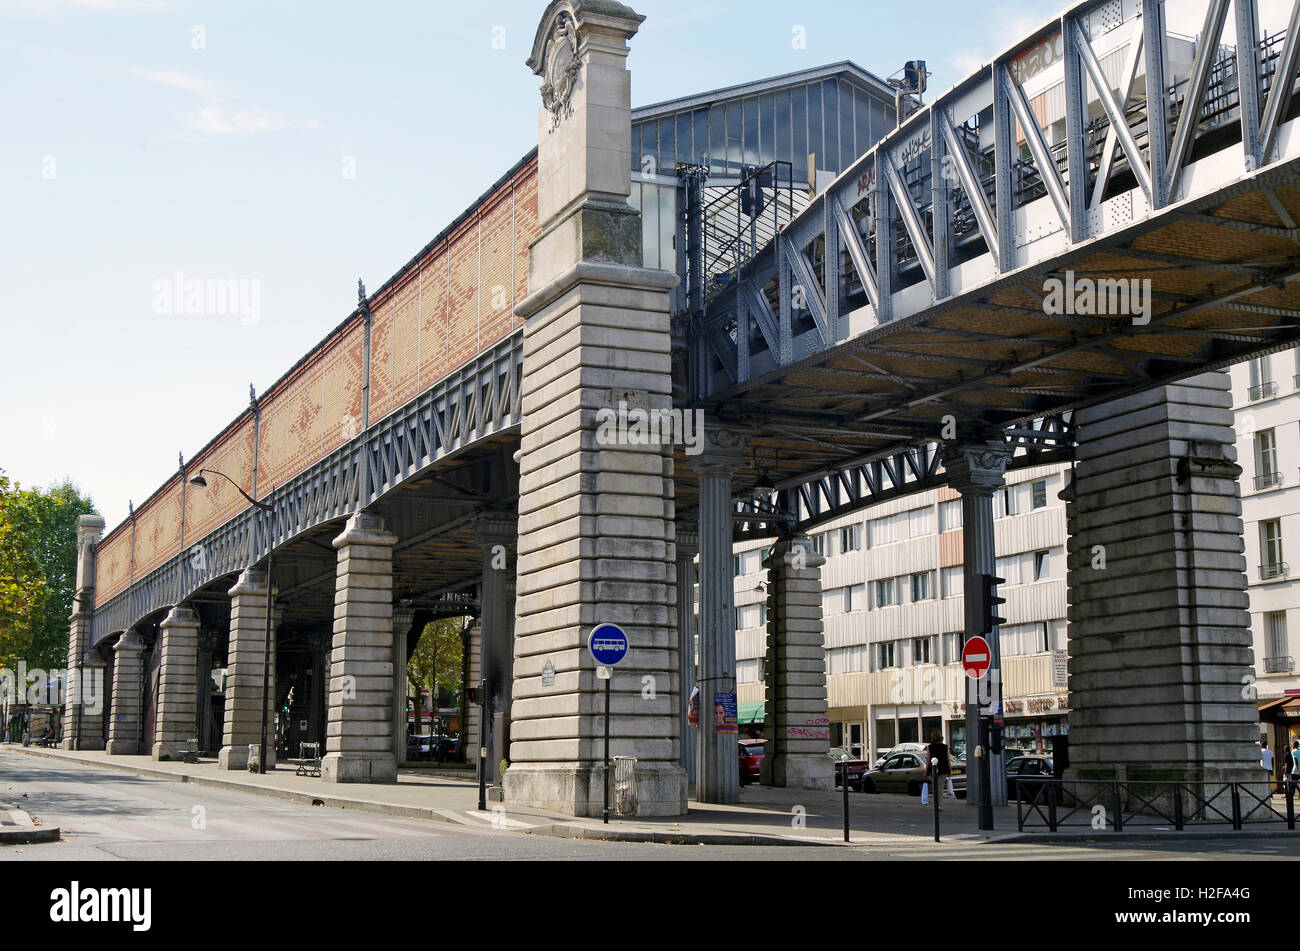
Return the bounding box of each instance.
[833,755,871,790]
[739,739,765,785]
[1005,755,1057,802]
[860,750,968,797]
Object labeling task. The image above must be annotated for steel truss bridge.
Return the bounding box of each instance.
[96,0,1300,643]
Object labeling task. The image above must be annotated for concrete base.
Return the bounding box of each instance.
[771,754,834,791]
[1066,762,1270,819]
[322,752,397,784]
[105,739,139,755]
[217,745,276,771]
[151,742,189,761]
[62,738,105,752]
[504,762,688,817]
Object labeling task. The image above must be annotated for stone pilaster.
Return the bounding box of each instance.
[392,607,414,768]
[762,536,832,789]
[690,427,748,803]
[464,620,483,767]
[63,513,106,750]
[675,526,699,785]
[942,440,1013,807]
[217,568,277,770]
[1065,375,1261,791]
[504,0,685,817]
[105,630,145,754]
[323,510,398,783]
[152,604,200,760]
[476,514,518,784]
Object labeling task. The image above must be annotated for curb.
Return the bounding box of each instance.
[525,822,838,847]
[0,827,60,845]
[999,828,1298,844]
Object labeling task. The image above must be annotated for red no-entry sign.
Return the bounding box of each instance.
[963,635,991,680]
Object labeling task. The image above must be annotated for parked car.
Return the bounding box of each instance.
[739,739,765,785]
[860,750,967,797]
[834,756,872,790]
[1005,755,1057,802]
[873,742,928,768]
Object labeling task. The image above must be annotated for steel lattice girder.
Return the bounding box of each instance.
[92,336,522,645]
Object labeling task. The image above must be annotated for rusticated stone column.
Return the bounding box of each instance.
[323,511,398,783]
[505,0,685,817]
[762,535,832,789]
[218,567,278,770]
[63,513,106,750]
[152,604,200,760]
[476,514,517,785]
[1065,375,1260,795]
[106,630,145,754]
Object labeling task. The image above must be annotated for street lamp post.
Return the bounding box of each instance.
[189,468,274,774]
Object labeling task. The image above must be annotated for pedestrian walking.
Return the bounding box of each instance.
[1262,738,1276,793]
[1289,741,1300,794]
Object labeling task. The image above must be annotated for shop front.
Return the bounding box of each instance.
[1258,693,1300,787]
[946,694,1070,760]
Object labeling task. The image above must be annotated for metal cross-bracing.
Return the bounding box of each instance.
[732,415,1074,540]
[91,336,522,644]
[688,0,1300,507]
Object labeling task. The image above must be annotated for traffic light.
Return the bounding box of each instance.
[978,573,1006,634]
[739,165,770,218]
[904,60,927,94]
[467,680,486,705]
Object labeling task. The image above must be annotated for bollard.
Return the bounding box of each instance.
[840,754,850,843]
[931,757,940,843]
[1287,777,1296,831]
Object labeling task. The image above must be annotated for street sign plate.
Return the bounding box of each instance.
[587,623,629,666]
[962,635,991,680]
[595,665,611,680]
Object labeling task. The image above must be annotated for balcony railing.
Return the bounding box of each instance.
[1295,373,1300,390]
[1255,470,1284,490]
[1264,656,1295,674]
[1261,562,1290,581]
[1248,381,1279,401]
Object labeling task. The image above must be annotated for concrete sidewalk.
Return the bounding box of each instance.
[6,745,1291,847]
[0,798,59,845]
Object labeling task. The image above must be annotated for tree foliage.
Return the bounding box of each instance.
[0,473,96,670]
[407,616,465,706]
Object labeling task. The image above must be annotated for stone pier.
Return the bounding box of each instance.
[152,604,200,760]
[323,511,398,783]
[217,568,277,771]
[762,535,832,789]
[1065,374,1262,792]
[504,0,685,816]
[63,513,107,750]
[105,630,145,755]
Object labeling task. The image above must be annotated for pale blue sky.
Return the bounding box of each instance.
[0,0,1260,531]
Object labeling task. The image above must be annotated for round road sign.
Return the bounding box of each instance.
[587,623,629,666]
[962,635,992,680]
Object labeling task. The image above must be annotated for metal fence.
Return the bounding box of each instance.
[1015,779,1298,832]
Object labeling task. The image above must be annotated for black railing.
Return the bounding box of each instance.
[1255,470,1284,490]
[1264,655,1295,674]
[1261,561,1290,581]
[1015,779,1296,832]
[1249,381,1279,401]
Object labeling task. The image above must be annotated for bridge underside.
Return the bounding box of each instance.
[675,167,1300,520]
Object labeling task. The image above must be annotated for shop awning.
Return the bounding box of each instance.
[1259,697,1300,719]
[738,702,765,725]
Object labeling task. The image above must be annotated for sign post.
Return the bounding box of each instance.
[963,635,994,831]
[587,623,629,824]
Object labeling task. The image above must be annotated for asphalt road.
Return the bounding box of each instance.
[2,751,1297,861]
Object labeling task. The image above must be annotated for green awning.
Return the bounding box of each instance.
[738,702,765,724]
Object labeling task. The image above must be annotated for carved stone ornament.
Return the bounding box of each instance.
[539,12,581,131]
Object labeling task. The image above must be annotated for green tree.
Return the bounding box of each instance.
[0,473,96,671]
[407,616,466,724]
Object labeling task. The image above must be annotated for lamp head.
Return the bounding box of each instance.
[189,474,207,488]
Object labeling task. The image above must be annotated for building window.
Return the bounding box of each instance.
[811,533,825,556]
[993,486,1018,518]
[939,499,962,532]
[1266,612,1290,673]
[995,554,1022,586]
[1248,354,1276,401]
[1261,519,1286,579]
[1255,429,1282,490]
[733,554,741,577]
[912,636,934,666]
[910,571,933,602]
[907,507,935,537]
[846,583,864,613]
[840,524,862,553]
[874,641,897,670]
[1033,550,1051,582]
[941,566,964,599]
[1031,480,1048,509]
[874,578,897,608]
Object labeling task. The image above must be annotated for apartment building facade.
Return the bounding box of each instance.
[1228,348,1300,750]
[733,462,1072,763]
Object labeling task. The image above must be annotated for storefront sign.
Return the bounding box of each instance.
[1053,650,1068,688]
